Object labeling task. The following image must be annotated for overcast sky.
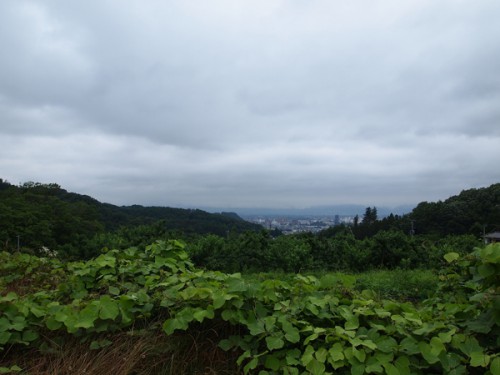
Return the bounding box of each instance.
[1,0,499,209]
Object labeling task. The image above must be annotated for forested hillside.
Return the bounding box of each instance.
[1,179,499,263]
[410,183,500,236]
[333,183,500,240]
[0,179,261,258]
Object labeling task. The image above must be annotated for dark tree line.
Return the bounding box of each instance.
[1,178,498,270]
[187,229,481,273]
[0,179,261,258]
[337,184,500,240]
[187,184,500,273]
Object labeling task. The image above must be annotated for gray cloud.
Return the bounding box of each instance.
[1,0,499,209]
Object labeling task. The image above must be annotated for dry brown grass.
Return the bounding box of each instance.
[1,325,242,375]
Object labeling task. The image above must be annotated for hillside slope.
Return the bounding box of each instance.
[0,179,262,255]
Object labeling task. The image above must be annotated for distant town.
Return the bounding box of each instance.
[243,215,356,234]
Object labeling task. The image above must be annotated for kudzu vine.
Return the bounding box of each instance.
[1,241,499,374]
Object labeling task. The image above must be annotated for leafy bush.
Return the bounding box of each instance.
[1,242,499,374]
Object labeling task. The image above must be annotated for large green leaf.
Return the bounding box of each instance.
[266,336,285,350]
[444,252,460,263]
[315,347,328,363]
[306,358,325,375]
[490,357,500,375]
[282,320,300,343]
[192,307,215,323]
[163,317,188,335]
[45,317,63,331]
[383,363,400,375]
[329,343,345,362]
[394,356,411,375]
[99,296,120,320]
[376,336,397,353]
[418,342,440,364]
[0,332,11,345]
[351,363,365,375]
[0,317,9,332]
[75,303,99,329]
[264,354,281,371]
[345,315,359,331]
[22,330,38,342]
[470,352,490,367]
[430,337,445,357]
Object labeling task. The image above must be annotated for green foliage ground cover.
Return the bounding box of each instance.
[242,269,438,303]
[1,242,499,374]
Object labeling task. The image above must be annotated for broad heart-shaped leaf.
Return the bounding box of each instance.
[246,316,266,336]
[1,292,18,302]
[400,337,420,355]
[281,320,300,343]
[75,303,99,329]
[226,278,248,293]
[98,296,120,320]
[418,341,440,364]
[351,363,365,375]
[315,347,328,363]
[458,336,482,356]
[193,307,215,323]
[490,357,500,375]
[306,358,325,375]
[162,316,189,335]
[329,343,345,362]
[470,352,490,367]
[352,347,366,363]
[365,359,383,374]
[467,310,499,333]
[22,330,38,342]
[94,253,116,268]
[264,354,281,371]
[376,336,398,353]
[345,315,359,331]
[119,295,135,324]
[0,317,9,332]
[0,331,11,345]
[9,316,27,331]
[430,337,445,357]
[395,356,411,375]
[29,305,46,318]
[479,244,500,263]
[438,328,456,344]
[382,363,400,375]
[45,317,63,331]
[266,336,285,350]
[444,252,460,263]
[212,291,227,309]
[301,345,315,366]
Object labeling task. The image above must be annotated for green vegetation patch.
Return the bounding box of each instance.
[1,241,499,374]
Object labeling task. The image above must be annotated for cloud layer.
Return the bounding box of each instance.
[1,0,499,208]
